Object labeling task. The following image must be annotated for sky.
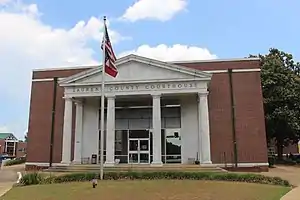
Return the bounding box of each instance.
[0,0,299,140]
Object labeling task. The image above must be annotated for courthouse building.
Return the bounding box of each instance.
[25,54,268,170]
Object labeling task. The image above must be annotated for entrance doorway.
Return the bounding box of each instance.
[128,138,150,164]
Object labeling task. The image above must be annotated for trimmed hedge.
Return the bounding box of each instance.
[19,171,291,187]
[4,159,26,166]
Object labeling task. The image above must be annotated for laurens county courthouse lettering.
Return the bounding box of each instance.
[25,54,269,171]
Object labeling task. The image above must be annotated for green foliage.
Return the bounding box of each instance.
[19,171,290,187]
[250,48,300,158]
[268,156,275,167]
[275,159,297,165]
[24,132,28,142]
[20,172,44,186]
[4,158,26,166]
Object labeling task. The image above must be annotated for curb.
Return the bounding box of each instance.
[0,186,12,198]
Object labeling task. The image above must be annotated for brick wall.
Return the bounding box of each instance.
[178,59,268,164]
[0,140,5,155]
[27,68,90,163]
[16,142,27,158]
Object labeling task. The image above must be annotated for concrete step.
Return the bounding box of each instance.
[44,165,226,173]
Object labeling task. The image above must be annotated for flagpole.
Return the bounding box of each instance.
[100,15,106,180]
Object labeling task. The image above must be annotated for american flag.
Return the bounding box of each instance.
[101,23,118,77]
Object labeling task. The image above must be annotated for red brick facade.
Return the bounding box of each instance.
[178,60,267,164]
[26,58,268,169]
[0,139,27,158]
[15,142,27,158]
[0,140,5,155]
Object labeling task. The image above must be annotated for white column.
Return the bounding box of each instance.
[73,100,83,164]
[104,96,115,166]
[151,94,163,166]
[198,92,212,164]
[13,142,16,156]
[5,141,7,153]
[61,97,73,164]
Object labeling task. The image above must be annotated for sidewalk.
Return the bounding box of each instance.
[281,186,300,200]
[258,165,300,200]
[0,166,20,197]
[0,182,14,198]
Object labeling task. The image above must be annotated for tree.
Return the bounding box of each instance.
[24,132,28,142]
[250,48,300,159]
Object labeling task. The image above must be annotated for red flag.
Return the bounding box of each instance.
[101,23,118,77]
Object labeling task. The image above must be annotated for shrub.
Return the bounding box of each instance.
[51,172,98,183]
[268,156,275,167]
[19,171,291,187]
[4,159,26,166]
[20,172,44,185]
[275,158,297,165]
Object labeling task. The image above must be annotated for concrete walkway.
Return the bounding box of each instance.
[280,187,300,200]
[0,165,20,197]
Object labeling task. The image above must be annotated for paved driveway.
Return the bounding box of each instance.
[0,170,17,183]
[260,165,300,186]
[256,165,300,200]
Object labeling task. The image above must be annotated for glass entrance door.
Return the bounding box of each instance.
[128,138,150,164]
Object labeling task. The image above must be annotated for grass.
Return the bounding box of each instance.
[1,180,291,200]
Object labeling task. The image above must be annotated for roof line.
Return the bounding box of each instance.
[32,65,97,72]
[32,56,260,72]
[170,57,260,64]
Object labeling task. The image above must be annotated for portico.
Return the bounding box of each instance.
[59,55,212,166]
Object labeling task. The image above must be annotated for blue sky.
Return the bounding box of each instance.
[0,0,299,139]
[29,0,300,59]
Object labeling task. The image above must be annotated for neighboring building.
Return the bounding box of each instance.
[268,139,300,156]
[26,54,268,171]
[281,142,300,155]
[0,133,27,158]
[16,141,27,158]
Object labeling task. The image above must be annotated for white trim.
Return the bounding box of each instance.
[233,68,261,72]
[25,162,70,167]
[60,78,211,87]
[171,57,260,64]
[203,68,261,74]
[32,78,65,82]
[33,66,93,72]
[203,162,269,167]
[4,140,18,142]
[25,162,269,167]
[32,78,53,82]
[204,70,228,73]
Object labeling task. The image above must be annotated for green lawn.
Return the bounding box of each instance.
[1,180,291,200]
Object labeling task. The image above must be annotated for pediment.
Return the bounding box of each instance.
[60,55,212,86]
[5,134,17,140]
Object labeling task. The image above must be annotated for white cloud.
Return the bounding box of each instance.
[119,44,217,61]
[121,0,187,22]
[0,0,11,5]
[0,1,124,138]
[0,126,9,133]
